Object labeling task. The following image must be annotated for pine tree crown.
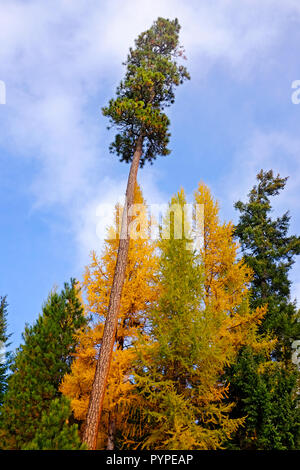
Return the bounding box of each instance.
[102,17,190,167]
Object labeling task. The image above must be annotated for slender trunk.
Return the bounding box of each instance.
[82,134,144,449]
[106,411,116,450]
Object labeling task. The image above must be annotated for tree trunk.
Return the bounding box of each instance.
[82,134,144,450]
[106,411,116,450]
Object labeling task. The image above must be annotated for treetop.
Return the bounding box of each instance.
[102,17,190,167]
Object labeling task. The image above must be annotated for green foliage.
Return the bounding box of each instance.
[0,279,86,449]
[227,170,300,449]
[227,347,299,450]
[23,397,86,450]
[234,169,300,356]
[102,17,190,167]
[130,191,242,450]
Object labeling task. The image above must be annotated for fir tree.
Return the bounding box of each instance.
[0,279,86,449]
[227,170,300,449]
[24,397,85,450]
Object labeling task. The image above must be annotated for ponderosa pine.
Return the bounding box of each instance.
[83,17,190,449]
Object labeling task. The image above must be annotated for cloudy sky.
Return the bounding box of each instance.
[1,0,300,350]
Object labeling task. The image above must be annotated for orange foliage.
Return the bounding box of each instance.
[60,185,159,448]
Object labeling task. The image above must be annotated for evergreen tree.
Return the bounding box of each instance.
[0,296,10,407]
[0,279,86,449]
[227,170,300,449]
[24,397,85,450]
[83,17,190,449]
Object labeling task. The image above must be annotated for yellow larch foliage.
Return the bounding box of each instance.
[123,188,249,450]
[124,184,272,450]
[60,184,159,449]
[194,182,273,355]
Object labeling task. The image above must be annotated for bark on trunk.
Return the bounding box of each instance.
[82,134,144,450]
[106,412,116,450]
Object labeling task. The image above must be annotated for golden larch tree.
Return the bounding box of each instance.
[126,185,271,450]
[60,185,159,449]
[194,182,272,354]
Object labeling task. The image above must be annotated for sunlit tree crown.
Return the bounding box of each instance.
[102,17,190,167]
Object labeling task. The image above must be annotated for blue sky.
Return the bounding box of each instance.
[1,0,300,351]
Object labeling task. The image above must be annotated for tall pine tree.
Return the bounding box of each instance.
[83,17,190,449]
[227,170,300,449]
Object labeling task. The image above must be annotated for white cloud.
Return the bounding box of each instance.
[218,130,300,218]
[215,129,300,307]
[74,177,126,267]
[73,167,170,268]
[1,0,300,266]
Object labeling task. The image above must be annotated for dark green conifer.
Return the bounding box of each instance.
[24,397,85,450]
[0,279,86,449]
[227,170,300,449]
